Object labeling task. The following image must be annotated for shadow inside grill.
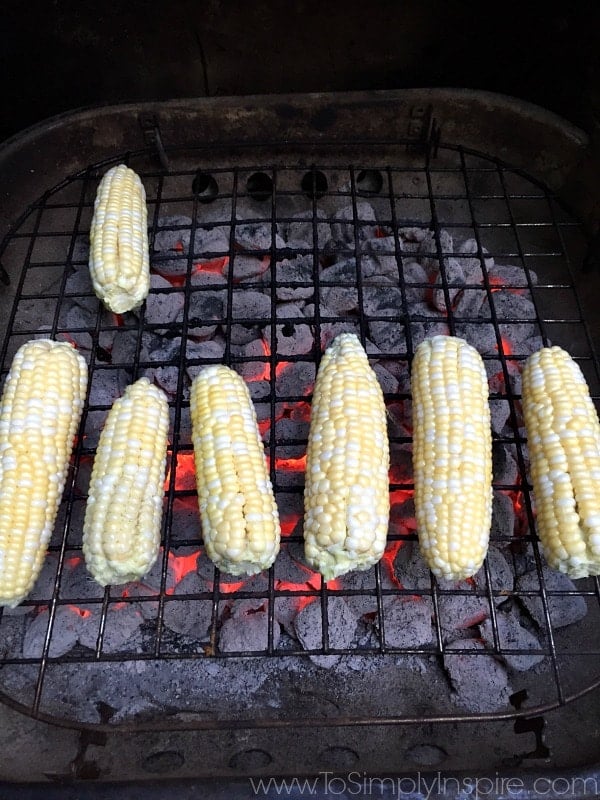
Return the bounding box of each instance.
[0,145,599,731]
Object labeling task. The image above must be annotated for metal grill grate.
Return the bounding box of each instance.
[0,143,599,732]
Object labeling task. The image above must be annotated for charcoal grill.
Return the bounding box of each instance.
[0,90,599,795]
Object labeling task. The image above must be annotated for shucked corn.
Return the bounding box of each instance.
[303,333,390,581]
[0,339,87,607]
[83,378,169,586]
[411,335,493,581]
[522,345,600,578]
[89,164,150,314]
[190,364,280,576]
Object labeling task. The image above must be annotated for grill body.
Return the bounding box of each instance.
[0,90,599,789]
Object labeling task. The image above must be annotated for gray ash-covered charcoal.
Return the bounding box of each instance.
[23,607,81,659]
[454,287,487,317]
[283,210,331,250]
[275,361,315,397]
[143,335,182,363]
[493,444,519,487]
[144,281,184,325]
[227,254,270,281]
[276,256,314,302]
[186,323,219,340]
[488,264,537,288]
[219,599,279,653]
[479,612,544,671]
[411,321,450,349]
[372,364,399,394]
[361,236,401,278]
[236,338,270,381]
[320,286,359,314]
[80,604,144,654]
[186,338,226,363]
[231,290,272,320]
[489,395,511,435]
[269,417,309,458]
[402,260,429,305]
[444,640,511,711]
[294,597,357,668]
[89,368,131,406]
[320,258,358,284]
[454,322,499,354]
[229,324,263,346]
[162,574,212,640]
[187,290,226,323]
[484,290,537,321]
[144,365,178,396]
[335,568,380,617]
[266,322,314,356]
[436,590,490,642]
[277,302,306,319]
[473,544,513,596]
[65,263,95,304]
[235,222,285,252]
[393,540,431,591]
[418,229,453,274]
[331,201,378,243]
[193,226,230,257]
[153,215,192,253]
[249,381,271,402]
[489,492,516,542]
[456,238,494,282]
[379,597,433,649]
[516,567,587,629]
[431,257,466,312]
[369,320,407,354]
[190,269,227,287]
[362,286,403,317]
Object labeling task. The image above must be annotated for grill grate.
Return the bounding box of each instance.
[0,143,599,731]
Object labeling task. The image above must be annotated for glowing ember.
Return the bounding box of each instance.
[218,581,246,594]
[168,550,200,585]
[272,454,307,472]
[247,338,272,382]
[497,337,514,357]
[381,541,406,589]
[68,605,92,619]
[164,452,196,492]
[193,256,229,276]
[112,313,125,328]
[280,513,301,536]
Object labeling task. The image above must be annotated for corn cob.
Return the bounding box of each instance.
[82,378,169,586]
[411,335,492,581]
[190,365,280,576]
[89,164,150,314]
[0,339,87,607]
[303,333,390,581]
[522,346,600,578]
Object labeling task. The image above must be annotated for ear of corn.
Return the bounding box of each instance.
[82,377,169,586]
[89,164,150,314]
[190,365,280,576]
[303,333,390,582]
[411,335,492,581]
[522,346,600,578]
[0,339,88,607]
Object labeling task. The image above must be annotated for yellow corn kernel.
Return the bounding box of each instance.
[0,339,88,607]
[522,345,600,578]
[89,164,150,314]
[303,333,390,581]
[191,365,280,576]
[82,378,169,586]
[412,335,492,580]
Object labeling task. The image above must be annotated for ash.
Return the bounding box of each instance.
[1,185,592,726]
